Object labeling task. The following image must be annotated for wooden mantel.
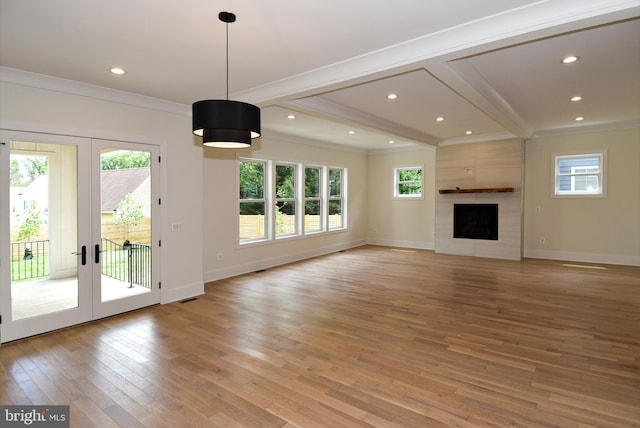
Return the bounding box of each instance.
[439,187,514,194]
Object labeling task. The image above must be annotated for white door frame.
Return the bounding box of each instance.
[0,130,162,343]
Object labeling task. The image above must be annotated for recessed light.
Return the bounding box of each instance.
[436,117,445,122]
[287,114,296,119]
[388,140,395,144]
[575,116,584,121]
[109,67,127,75]
[387,93,398,100]
[562,55,580,64]
[465,130,473,135]
[348,130,356,135]
[571,96,582,102]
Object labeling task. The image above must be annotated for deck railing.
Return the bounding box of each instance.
[10,240,49,281]
[10,238,151,289]
[101,238,152,288]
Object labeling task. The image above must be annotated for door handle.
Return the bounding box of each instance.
[95,244,102,263]
[72,245,87,265]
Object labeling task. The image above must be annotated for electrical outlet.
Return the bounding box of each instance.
[171,222,182,231]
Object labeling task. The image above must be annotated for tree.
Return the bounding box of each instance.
[113,193,144,241]
[17,205,42,242]
[23,157,48,181]
[10,159,25,186]
[239,161,265,215]
[101,151,151,170]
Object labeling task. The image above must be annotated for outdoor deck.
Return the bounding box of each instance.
[11,276,150,320]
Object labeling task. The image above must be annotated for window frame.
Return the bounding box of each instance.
[238,158,270,244]
[238,157,347,247]
[393,165,424,199]
[552,151,607,198]
[304,165,325,235]
[274,162,299,239]
[328,167,347,231]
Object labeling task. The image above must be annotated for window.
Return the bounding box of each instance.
[239,160,267,242]
[328,168,345,230]
[239,159,347,245]
[304,166,322,233]
[554,152,606,197]
[275,163,297,237]
[394,166,423,198]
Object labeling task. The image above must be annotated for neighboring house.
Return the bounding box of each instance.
[100,168,150,216]
[100,167,151,243]
[9,175,49,226]
[8,187,24,226]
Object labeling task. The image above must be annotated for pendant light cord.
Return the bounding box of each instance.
[225,19,229,101]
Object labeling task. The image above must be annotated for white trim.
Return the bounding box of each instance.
[531,119,640,138]
[204,240,366,283]
[287,97,437,146]
[261,129,368,154]
[552,150,607,198]
[393,165,425,200]
[236,1,640,105]
[524,248,639,267]
[1,67,191,116]
[366,239,435,251]
[160,281,204,304]
[438,131,517,146]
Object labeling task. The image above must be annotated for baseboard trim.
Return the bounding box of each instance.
[524,249,640,266]
[366,239,434,250]
[161,281,205,304]
[203,240,366,284]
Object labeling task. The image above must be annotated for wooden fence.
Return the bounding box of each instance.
[9,215,151,246]
[240,215,342,240]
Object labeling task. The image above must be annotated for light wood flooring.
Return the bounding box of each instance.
[1,245,639,427]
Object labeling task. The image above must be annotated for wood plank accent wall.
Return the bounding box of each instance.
[435,139,523,260]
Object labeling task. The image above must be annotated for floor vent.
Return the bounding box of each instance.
[180,298,198,304]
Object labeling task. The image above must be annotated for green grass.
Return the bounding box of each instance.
[11,256,49,282]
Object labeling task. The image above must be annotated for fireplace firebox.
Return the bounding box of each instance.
[453,204,498,240]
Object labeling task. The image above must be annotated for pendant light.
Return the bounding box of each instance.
[192,11,261,148]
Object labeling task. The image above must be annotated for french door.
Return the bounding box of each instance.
[0,130,160,343]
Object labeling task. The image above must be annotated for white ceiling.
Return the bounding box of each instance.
[1,0,639,150]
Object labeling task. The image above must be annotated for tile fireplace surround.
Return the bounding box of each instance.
[435,139,523,260]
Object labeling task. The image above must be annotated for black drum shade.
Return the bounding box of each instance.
[192,99,261,148]
[192,11,261,149]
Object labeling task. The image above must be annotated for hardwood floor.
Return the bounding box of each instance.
[1,245,639,427]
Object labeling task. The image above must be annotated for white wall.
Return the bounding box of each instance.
[524,127,640,265]
[366,146,436,249]
[202,135,369,282]
[3,72,637,310]
[0,80,204,301]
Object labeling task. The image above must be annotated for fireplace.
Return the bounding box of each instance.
[453,204,498,240]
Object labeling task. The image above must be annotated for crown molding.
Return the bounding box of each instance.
[1,67,191,116]
[287,97,438,146]
[438,131,518,146]
[260,129,368,154]
[531,119,640,138]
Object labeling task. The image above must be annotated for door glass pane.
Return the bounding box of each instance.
[10,142,78,320]
[100,149,152,302]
